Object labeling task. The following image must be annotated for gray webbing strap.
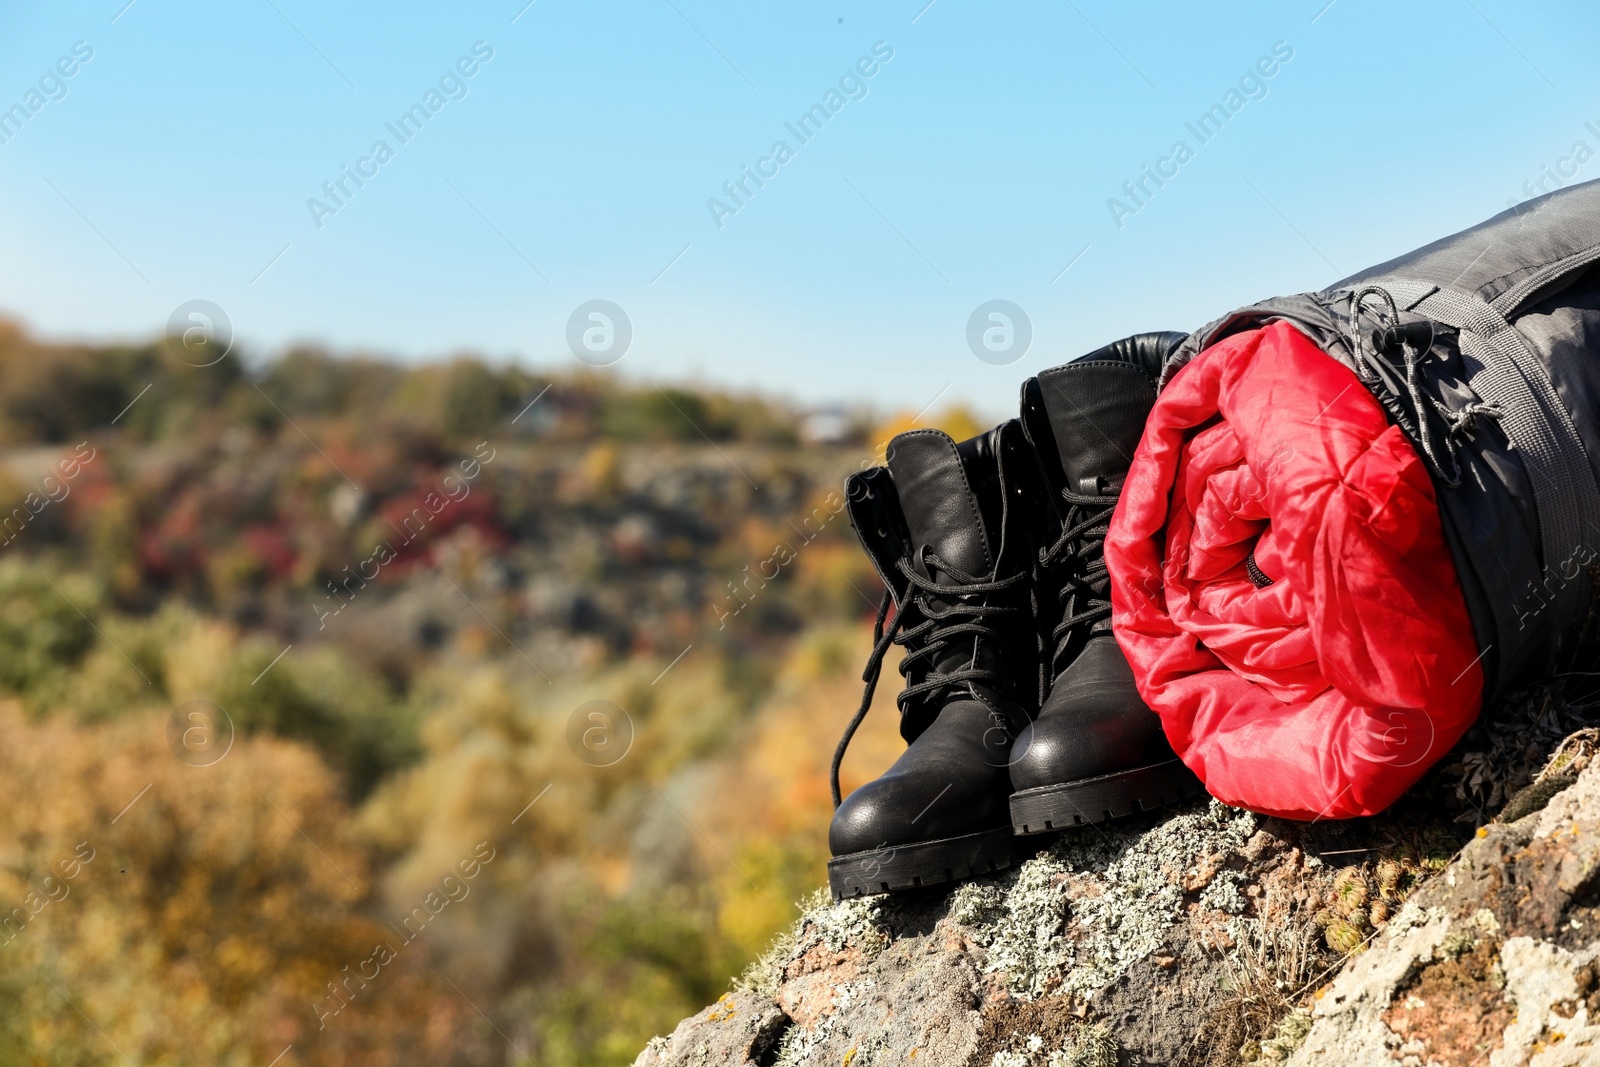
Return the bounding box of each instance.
[1384,280,1600,625]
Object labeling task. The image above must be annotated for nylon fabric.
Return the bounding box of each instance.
[1413,285,1600,586]
[1106,322,1485,820]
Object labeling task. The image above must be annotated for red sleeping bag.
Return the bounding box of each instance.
[1106,321,1485,820]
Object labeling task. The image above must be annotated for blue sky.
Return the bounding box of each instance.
[1,0,1596,416]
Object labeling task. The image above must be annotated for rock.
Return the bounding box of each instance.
[1292,734,1600,1066]
[636,735,1600,1066]
[632,992,791,1067]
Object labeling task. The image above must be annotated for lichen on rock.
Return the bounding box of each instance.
[1291,742,1600,1065]
[950,800,1258,999]
[735,888,889,998]
[639,727,1600,1067]
[986,1024,1118,1067]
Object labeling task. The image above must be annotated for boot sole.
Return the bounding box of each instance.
[1010,759,1207,835]
[828,825,1024,901]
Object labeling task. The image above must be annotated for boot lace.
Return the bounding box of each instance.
[1038,489,1116,680]
[829,551,1026,808]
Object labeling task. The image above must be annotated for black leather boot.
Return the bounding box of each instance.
[828,421,1044,899]
[1009,333,1206,835]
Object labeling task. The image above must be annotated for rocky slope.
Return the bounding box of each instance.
[634,730,1600,1066]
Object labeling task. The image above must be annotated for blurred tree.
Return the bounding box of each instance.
[0,314,907,1066]
[0,705,478,1066]
[870,403,987,450]
[439,359,513,440]
[0,563,97,707]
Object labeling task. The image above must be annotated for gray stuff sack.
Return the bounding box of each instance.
[1157,178,1600,708]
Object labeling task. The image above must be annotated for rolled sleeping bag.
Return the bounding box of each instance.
[1106,179,1600,820]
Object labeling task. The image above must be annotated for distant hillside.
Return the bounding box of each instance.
[0,316,912,674]
[0,315,982,1067]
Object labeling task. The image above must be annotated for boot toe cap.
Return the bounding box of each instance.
[1011,636,1174,792]
[828,779,907,857]
[830,696,1023,857]
[1009,703,1174,792]
[829,772,1007,857]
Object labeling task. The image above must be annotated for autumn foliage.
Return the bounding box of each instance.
[0,318,977,1065]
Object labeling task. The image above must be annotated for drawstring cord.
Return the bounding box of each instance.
[1441,399,1503,441]
[1348,286,1502,488]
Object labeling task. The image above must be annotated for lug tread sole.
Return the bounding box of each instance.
[1010,759,1207,836]
[828,825,1023,901]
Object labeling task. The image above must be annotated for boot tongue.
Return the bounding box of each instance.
[885,429,994,582]
[1035,360,1156,496]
